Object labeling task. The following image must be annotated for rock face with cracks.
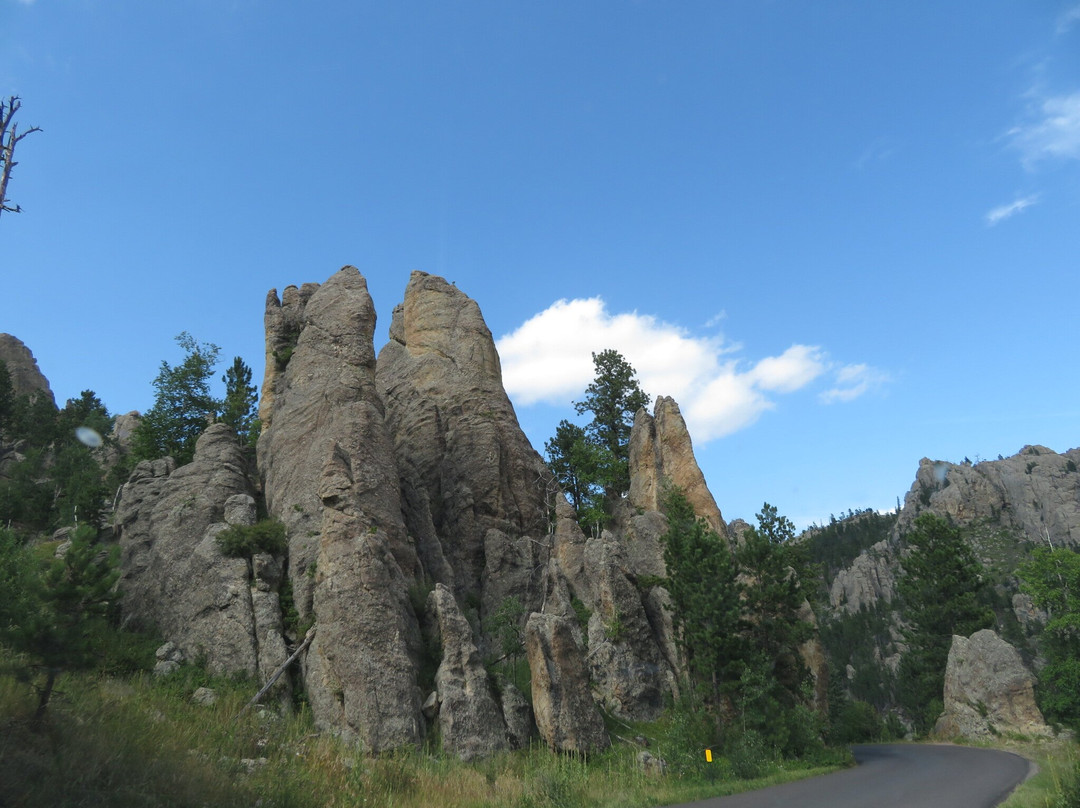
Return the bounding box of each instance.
[526,612,611,753]
[116,424,288,683]
[0,332,55,404]
[935,629,1051,739]
[257,267,423,750]
[429,583,509,760]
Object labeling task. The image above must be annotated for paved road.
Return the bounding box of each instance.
[668,744,1033,808]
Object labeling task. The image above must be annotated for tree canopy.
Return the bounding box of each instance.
[132,333,221,466]
[896,512,994,733]
[545,349,649,530]
[1018,544,1080,731]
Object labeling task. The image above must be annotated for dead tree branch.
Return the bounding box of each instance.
[1,96,43,218]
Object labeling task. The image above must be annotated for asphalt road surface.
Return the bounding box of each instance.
[668,744,1033,808]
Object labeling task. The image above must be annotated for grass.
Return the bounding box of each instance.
[987,735,1080,808]
[0,666,849,808]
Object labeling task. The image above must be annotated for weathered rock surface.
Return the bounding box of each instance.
[525,612,610,753]
[122,267,793,755]
[376,271,556,612]
[0,333,55,405]
[628,397,725,536]
[116,424,287,681]
[304,525,423,749]
[583,530,671,721]
[935,629,1052,739]
[828,540,898,614]
[257,267,423,751]
[899,447,1080,546]
[429,584,508,759]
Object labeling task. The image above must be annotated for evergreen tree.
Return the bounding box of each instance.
[573,349,650,497]
[660,487,743,707]
[0,525,118,719]
[221,356,259,446]
[544,419,616,529]
[545,349,649,529]
[1018,545,1080,731]
[132,332,221,466]
[897,513,994,733]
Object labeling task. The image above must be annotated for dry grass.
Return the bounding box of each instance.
[0,668,847,808]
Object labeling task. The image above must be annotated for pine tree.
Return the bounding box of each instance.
[1018,545,1080,730]
[897,512,994,733]
[660,487,743,708]
[132,332,221,465]
[0,525,118,719]
[221,356,259,446]
[573,349,650,497]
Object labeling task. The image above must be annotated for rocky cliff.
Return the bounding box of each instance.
[900,447,1080,547]
[116,424,288,683]
[116,266,810,755]
[0,332,55,405]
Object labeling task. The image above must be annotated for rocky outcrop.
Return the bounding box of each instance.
[120,266,775,755]
[304,525,423,750]
[429,584,508,760]
[376,271,556,611]
[899,447,1080,546]
[525,612,610,753]
[257,267,423,751]
[583,530,672,721]
[0,333,54,405]
[828,540,898,614]
[628,397,725,536]
[116,424,287,681]
[935,629,1052,739]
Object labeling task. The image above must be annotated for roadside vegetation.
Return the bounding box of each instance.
[0,658,846,808]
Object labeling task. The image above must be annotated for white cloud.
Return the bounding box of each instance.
[497,298,882,443]
[985,194,1040,226]
[748,345,826,393]
[1009,91,1080,165]
[819,364,891,404]
[1056,4,1080,33]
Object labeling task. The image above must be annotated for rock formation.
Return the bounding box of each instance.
[525,612,610,753]
[935,629,1051,739]
[628,396,726,536]
[375,270,555,608]
[116,424,287,682]
[828,539,897,614]
[0,332,55,405]
[256,267,423,750]
[115,266,814,756]
[428,583,509,760]
[899,447,1080,546]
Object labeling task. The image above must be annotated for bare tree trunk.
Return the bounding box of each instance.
[0,96,42,219]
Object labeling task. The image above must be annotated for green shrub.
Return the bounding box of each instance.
[214,519,287,558]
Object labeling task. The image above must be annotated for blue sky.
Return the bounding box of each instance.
[2,1,1078,529]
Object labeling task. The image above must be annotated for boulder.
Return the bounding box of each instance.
[525,612,610,753]
[500,681,535,749]
[935,629,1052,739]
[828,540,898,614]
[428,583,508,760]
[304,524,424,751]
[583,531,671,721]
